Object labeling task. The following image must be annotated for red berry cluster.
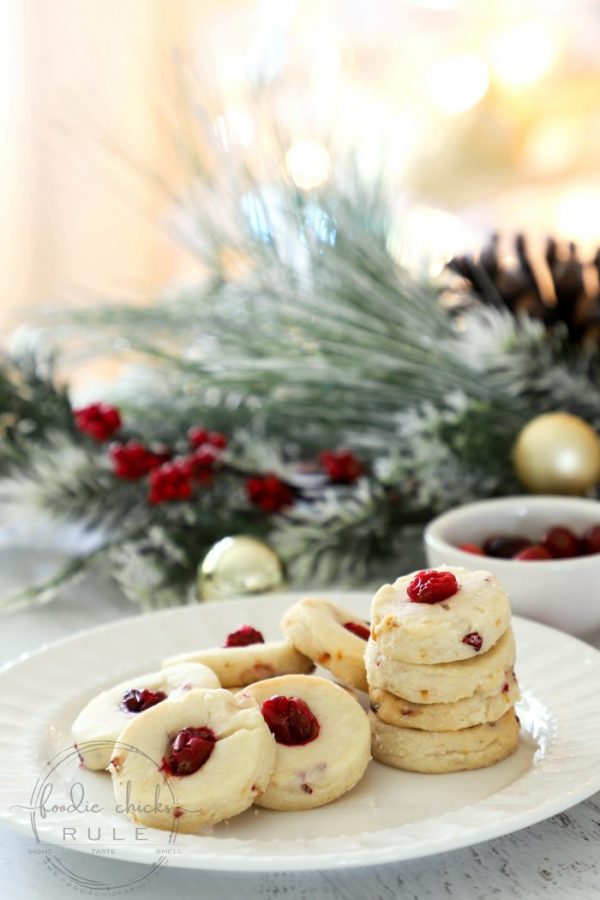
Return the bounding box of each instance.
[148,460,194,504]
[319,449,363,484]
[74,403,121,442]
[148,431,229,504]
[459,524,600,561]
[186,446,221,486]
[188,427,228,451]
[110,442,170,479]
[246,474,294,513]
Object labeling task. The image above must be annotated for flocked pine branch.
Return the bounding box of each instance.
[2,68,600,610]
[270,480,401,585]
[0,342,76,476]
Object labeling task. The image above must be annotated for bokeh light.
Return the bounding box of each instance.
[426,55,490,115]
[285,140,331,190]
[490,23,558,91]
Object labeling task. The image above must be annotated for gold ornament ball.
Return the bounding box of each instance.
[513,412,600,495]
[197,535,285,602]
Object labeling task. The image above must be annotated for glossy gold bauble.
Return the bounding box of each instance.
[512,412,600,494]
[197,535,285,602]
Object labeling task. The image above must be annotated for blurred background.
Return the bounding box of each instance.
[2,0,600,335]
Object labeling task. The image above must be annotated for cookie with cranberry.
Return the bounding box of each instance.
[237,674,371,810]
[365,627,516,704]
[109,688,276,832]
[370,566,511,664]
[163,640,313,688]
[370,707,520,773]
[72,662,220,771]
[280,597,369,691]
[369,668,520,732]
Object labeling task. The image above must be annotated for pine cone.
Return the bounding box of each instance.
[448,234,600,347]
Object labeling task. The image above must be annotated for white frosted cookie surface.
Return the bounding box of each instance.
[281,597,369,692]
[366,627,516,704]
[238,674,371,811]
[162,640,313,688]
[370,708,520,773]
[371,566,511,664]
[72,663,220,771]
[369,668,520,731]
[110,688,276,833]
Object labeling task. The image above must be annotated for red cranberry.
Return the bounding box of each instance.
[542,526,580,559]
[261,696,320,746]
[161,726,216,776]
[121,688,167,713]
[407,570,459,604]
[483,535,531,559]
[462,632,483,652]
[458,543,484,555]
[223,625,265,648]
[582,525,600,556]
[514,544,552,561]
[343,621,370,641]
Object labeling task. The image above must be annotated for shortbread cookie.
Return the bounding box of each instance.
[163,641,313,688]
[371,566,511,664]
[72,663,220,771]
[280,597,369,692]
[237,674,370,810]
[365,627,516,704]
[370,707,520,773]
[110,688,276,833]
[369,668,520,732]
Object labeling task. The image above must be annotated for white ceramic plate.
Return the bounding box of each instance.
[1,591,600,873]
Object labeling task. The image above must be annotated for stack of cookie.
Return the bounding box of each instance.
[366,565,521,773]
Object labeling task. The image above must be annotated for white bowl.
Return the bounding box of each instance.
[424,496,600,636]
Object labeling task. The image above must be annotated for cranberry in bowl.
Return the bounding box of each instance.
[424,496,600,636]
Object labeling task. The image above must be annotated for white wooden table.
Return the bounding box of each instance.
[2,566,600,900]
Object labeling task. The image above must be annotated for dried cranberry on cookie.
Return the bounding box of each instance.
[370,566,511,664]
[365,627,516,704]
[72,662,220,771]
[163,636,313,688]
[238,674,371,810]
